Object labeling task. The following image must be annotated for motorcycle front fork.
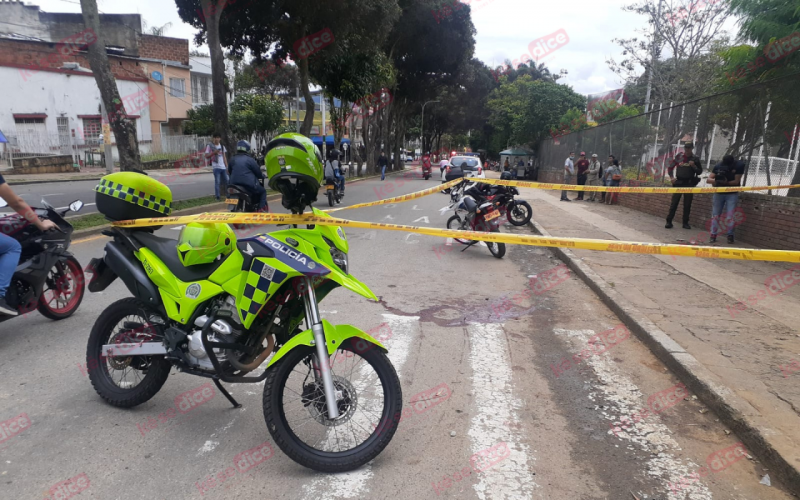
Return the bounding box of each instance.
[302,277,341,419]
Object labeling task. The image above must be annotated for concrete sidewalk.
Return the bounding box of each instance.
[521,187,800,493]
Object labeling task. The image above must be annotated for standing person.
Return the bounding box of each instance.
[439,156,449,174]
[665,141,703,229]
[228,140,267,211]
[378,151,388,180]
[503,158,510,172]
[604,159,622,205]
[575,152,590,200]
[708,154,745,243]
[560,152,575,201]
[586,154,602,201]
[205,133,228,201]
[0,179,57,315]
[600,155,615,203]
[515,159,524,179]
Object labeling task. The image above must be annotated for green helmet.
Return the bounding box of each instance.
[265,133,323,212]
[176,223,236,266]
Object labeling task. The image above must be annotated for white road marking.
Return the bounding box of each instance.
[445,238,453,246]
[171,225,185,231]
[404,233,419,244]
[412,216,430,224]
[553,328,713,500]
[439,206,451,216]
[301,314,419,500]
[383,215,395,220]
[466,323,536,500]
[412,205,423,210]
[383,204,396,209]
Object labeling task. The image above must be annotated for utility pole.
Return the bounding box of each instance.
[644,0,663,113]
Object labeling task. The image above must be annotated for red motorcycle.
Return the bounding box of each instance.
[421,155,432,180]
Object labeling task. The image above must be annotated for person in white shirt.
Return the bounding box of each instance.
[205,133,229,200]
[560,152,575,201]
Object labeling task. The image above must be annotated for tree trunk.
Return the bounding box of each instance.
[329,95,348,151]
[79,0,140,171]
[298,58,315,137]
[201,0,234,155]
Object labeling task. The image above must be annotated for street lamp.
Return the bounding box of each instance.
[421,100,439,155]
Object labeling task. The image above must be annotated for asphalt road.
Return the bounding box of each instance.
[0,168,791,500]
[7,171,220,215]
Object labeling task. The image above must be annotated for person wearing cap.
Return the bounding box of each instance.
[586,154,602,201]
[707,154,745,243]
[574,152,590,200]
[561,152,575,201]
[666,141,703,229]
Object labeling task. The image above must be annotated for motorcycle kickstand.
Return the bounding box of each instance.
[461,240,479,252]
[213,378,242,408]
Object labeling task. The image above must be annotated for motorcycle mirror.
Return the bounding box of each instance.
[0,198,7,208]
[69,200,84,212]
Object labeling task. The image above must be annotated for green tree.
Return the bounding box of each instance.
[488,76,585,150]
[184,104,215,136]
[229,94,284,149]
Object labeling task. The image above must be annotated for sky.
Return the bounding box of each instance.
[26,0,737,97]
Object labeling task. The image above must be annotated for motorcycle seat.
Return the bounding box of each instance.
[228,184,254,202]
[463,197,478,212]
[130,232,227,283]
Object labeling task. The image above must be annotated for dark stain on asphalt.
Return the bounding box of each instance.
[377,297,537,327]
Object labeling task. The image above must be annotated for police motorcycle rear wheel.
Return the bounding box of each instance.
[86,298,171,408]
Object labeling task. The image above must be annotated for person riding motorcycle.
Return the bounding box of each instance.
[422,152,432,172]
[326,149,345,194]
[228,140,267,211]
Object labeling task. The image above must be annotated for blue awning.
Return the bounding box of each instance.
[0,129,7,143]
[311,135,351,147]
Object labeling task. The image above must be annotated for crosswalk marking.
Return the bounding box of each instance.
[466,323,536,499]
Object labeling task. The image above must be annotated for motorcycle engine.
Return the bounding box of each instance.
[186,296,242,372]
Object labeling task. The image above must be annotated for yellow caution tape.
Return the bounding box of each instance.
[323,176,800,215]
[112,212,800,263]
[472,178,800,194]
[326,178,463,212]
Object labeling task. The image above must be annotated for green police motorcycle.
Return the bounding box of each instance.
[85,134,402,472]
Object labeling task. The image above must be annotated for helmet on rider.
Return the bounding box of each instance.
[265,133,323,212]
[237,140,251,154]
[176,222,236,266]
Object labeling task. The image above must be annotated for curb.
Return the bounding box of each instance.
[527,218,800,494]
[71,167,411,241]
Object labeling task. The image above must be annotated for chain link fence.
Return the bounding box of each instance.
[537,73,800,196]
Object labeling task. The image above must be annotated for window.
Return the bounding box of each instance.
[14,117,46,137]
[169,78,186,98]
[199,76,209,102]
[191,75,209,104]
[82,118,101,141]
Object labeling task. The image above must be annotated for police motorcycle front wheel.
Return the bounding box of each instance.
[263,338,402,473]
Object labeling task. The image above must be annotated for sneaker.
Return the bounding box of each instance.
[0,297,18,316]
[665,222,673,229]
[727,235,735,244]
[682,223,692,230]
[709,235,717,243]
[560,198,571,202]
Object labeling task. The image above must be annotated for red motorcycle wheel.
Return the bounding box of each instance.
[37,256,85,320]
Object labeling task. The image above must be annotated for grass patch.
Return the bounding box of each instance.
[173,195,218,211]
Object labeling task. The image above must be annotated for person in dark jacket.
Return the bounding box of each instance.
[378,151,388,180]
[228,140,267,211]
[665,141,703,229]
